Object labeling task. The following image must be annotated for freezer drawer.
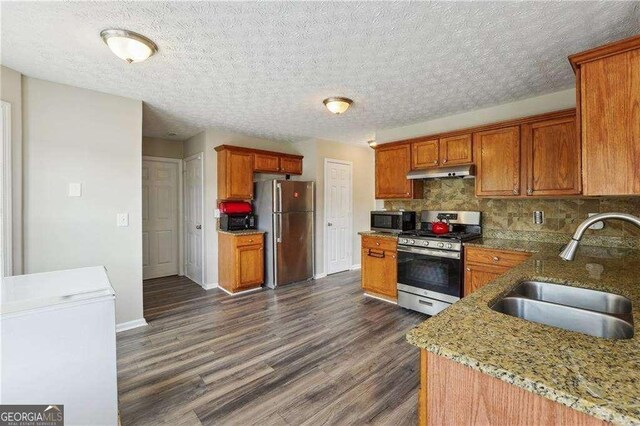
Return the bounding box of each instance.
[274,211,314,285]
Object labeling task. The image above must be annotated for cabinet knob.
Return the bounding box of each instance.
[376,242,380,246]
[392,255,396,259]
[466,267,471,271]
[249,239,253,243]
[443,159,448,163]
[433,160,438,164]
[512,188,518,195]
[493,256,500,262]
[405,192,409,195]
[527,188,533,195]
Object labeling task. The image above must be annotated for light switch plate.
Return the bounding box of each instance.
[117,213,129,227]
[68,183,82,197]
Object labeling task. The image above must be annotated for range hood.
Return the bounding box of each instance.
[407,165,475,180]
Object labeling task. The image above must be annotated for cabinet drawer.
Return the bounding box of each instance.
[235,234,263,247]
[465,247,531,268]
[362,235,397,252]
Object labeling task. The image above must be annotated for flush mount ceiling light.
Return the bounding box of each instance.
[323,97,353,114]
[100,29,158,63]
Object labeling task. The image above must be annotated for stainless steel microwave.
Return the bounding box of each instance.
[370,211,416,234]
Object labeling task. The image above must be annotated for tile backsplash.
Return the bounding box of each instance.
[384,179,640,249]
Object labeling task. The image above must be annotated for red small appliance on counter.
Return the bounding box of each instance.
[218,201,257,231]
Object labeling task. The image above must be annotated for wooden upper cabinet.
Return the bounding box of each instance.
[439,134,473,166]
[522,114,581,196]
[474,126,521,197]
[280,157,303,175]
[376,144,423,199]
[412,139,440,169]
[569,35,640,195]
[253,152,280,173]
[217,148,254,200]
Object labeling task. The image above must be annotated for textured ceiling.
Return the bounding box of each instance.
[2,2,639,144]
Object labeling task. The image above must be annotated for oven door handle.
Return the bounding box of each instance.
[397,246,460,259]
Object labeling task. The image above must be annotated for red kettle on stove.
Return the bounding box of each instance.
[431,216,451,235]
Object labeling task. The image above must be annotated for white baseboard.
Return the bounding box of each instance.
[201,282,218,290]
[314,273,327,280]
[363,292,397,305]
[116,318,148,333]
[217,285,263,296]
[350,264,361,270]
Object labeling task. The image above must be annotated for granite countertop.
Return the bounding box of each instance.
[358,231,399,240]
[217,229,266,236]
[406,239,640,425]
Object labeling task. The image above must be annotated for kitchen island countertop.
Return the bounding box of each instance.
[407,238,640,424]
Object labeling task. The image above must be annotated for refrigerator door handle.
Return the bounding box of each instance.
[276,183,283,213]
[276,214,282,243]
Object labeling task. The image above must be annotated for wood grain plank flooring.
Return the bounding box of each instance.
[118,272,427,425]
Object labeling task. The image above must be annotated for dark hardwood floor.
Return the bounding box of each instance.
[117,271,427,425]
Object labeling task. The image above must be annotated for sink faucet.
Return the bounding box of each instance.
[559,212,640,261]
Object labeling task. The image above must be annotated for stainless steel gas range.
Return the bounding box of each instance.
[396,210,481,316]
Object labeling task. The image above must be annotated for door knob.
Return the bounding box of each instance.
[196,225,202,229]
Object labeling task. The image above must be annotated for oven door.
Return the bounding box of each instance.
[397,246,462,299]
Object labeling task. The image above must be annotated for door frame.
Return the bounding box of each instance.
[323,158,353,276]
[1,101,12,277]
[142,156,184,277]
[183,152,205,285]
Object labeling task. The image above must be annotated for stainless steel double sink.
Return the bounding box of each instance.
[490,281,634,339]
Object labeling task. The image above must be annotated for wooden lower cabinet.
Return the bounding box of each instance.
[464,247,531,296]
[419,350,605,426]
[218,232,264,293]
[361,235,398,300]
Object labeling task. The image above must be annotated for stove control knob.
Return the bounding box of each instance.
[437,242,444,248]
[399,238,407,244]
[446,243,453,249]
[423,241,429,247]
[408,239,415,245]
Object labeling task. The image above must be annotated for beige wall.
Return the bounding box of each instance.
[295,139,375,275]
[375,88,576,143]
[22,77,143,325]
[1,66,23,274]
[142,136,184,159]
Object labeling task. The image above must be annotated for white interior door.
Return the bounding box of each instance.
[325,159,352,275]
[142,159,179,279]
[184,154,204,285]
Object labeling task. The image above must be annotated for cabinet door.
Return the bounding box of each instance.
[361,248,397,299]
[522,115,580,196]
[236,244,264,289]
[439,134,473,166]
[474,126,521,197]
[253,153,280,173]
[463,262,507,296]
[411,139,440,169]
[376,144,416,199]
[219,150,254,200]
[581,49,640,195]
[280,157,303,175]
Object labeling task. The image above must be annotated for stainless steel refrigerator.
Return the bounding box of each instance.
[254,180,315,288]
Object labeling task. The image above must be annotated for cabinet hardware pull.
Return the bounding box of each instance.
[367,249,385,259]
[376,242,380,246]
[433,160,438,164]
[249,239,253,243]
[527,188,533,195]
[466,267,471,271]
[493,256,500,262]
[443,159,448,163]
[512,188,518,195]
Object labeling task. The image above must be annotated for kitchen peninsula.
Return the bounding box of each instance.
[408,239,640,425]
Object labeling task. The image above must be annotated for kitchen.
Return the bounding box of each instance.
[1,2,639,425]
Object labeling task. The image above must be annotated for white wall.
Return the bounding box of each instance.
[22,77,143,325]
[375,88,576,143]
[0,66,23,274]
[142,136,183,159]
